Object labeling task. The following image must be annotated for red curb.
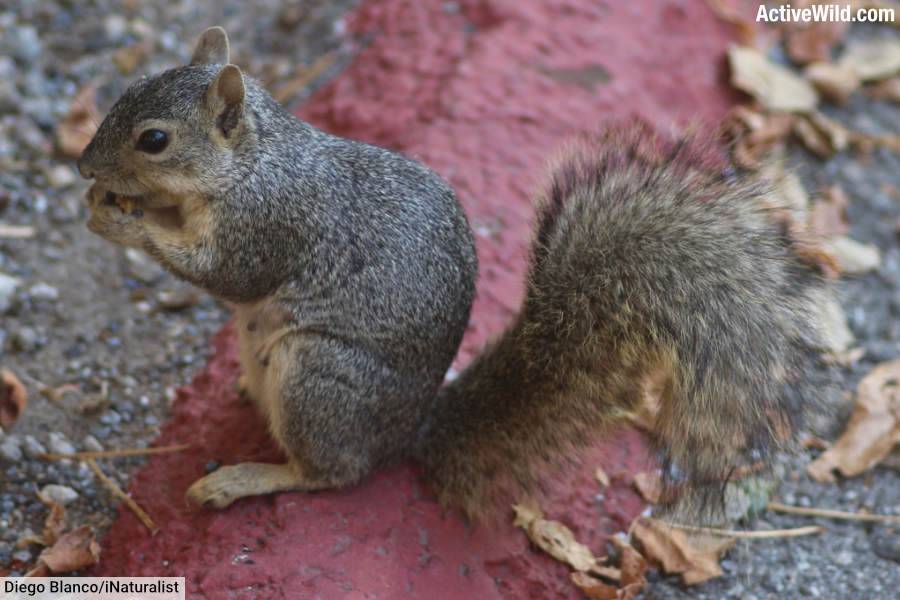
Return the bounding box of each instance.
[96,1,741,597]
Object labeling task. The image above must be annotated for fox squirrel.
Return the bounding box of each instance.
[78,27,835,523]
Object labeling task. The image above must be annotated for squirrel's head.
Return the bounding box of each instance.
[77,27,250,200]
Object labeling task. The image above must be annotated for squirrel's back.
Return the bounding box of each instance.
[416,124,835,522]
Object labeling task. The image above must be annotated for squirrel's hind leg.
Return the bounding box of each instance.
[185,462,329,509]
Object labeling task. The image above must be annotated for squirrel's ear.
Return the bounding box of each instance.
[190,26,230,65]
[207,64,245,138]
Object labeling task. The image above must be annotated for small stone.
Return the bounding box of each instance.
[125,248,164,284]
[11,548,32,563]
[28,282,59,301]
[835,550,854,566]
[0,436,22,463]
[104,15,128,41]
[45,164,76,189]
[22,436,46,459]
[39,484,78,506]
[47,432,76,456]
[82,435,103,453]
[870,524,900,563]
[10,327,38,352]
[2,25,42,63]
[0,273,20,314]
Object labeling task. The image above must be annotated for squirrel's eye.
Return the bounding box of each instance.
[136,129,169,154]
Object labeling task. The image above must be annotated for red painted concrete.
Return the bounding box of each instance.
[96,0,743,597]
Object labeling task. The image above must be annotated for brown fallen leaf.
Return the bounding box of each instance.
[808,359,900,482]
[728,46,819,112]
[786,21,849,65]
[56,84,100,159]
[0,369,27,429]
[725,107,794,169]
[571,572,622,600]
[805,62,860,104]
[25,525,100,576]
[809,185,850,238]
[570,536,647,600]
[807,112,851,153]
[868,77,900,103]
[822,235,881,275]
[513,502,600,572]
[612,536,648,589]
[838,38,900,82]
[40,499,67,547]
[631,518,735,585]
[793,115,836,158]
[633,471,663,504]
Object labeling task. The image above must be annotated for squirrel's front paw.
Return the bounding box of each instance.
[85,185,147,247]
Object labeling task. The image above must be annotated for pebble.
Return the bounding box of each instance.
[28,282,59,301]
[0,273,20,314]
[82,435,103,453]
[2,25,42,63]
[46,164,77,189]
[870,525,900,563]
[47,432,76,456]
[10,326,38,352]
[0,436,23,463]
[39,484,78,506]
[21,436,46,459]
[11,549,32,564]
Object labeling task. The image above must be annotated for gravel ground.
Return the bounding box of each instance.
[0,0,355,574]
[0,2,897,597]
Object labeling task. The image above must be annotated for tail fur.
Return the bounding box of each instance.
[415,123,835,523]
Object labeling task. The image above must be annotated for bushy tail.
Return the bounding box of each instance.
[414,123,836,523]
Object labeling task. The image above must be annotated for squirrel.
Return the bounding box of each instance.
[78,27,835,523]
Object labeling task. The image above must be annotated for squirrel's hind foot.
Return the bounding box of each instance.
[185,462,330,509]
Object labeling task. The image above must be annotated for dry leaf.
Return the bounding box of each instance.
[0,369,27,429]
[56,84,100,159]
[595,466,611,488]
[793,116,835,158]
[728,46,819,112]
[838,38,900,82]
[809,186,850,237]
[571,572,622,600]
[822,235,881,274]
[786,21,849,65]
[804,62,860,104]
[631,518,735,585]
[513,502,600,572]
[808,359,900,482]
[571,537,646,600]
[26,525,100,576]
[868,77,900,103]
[633,471,662,504]
[726,108,794,169]
[35,490,67,547]
[612,536,648,589]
